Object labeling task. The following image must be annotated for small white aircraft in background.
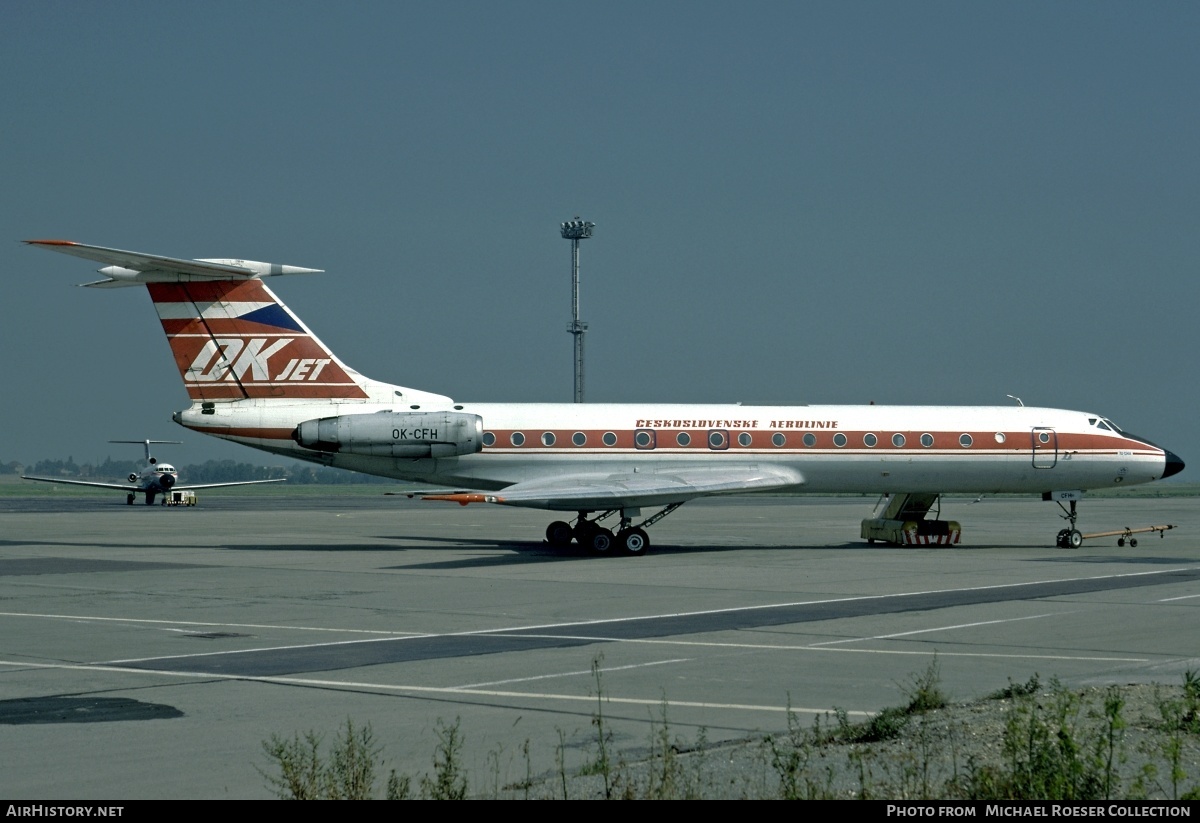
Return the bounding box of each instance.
[22,439,284,505]
[24,240,1184,550]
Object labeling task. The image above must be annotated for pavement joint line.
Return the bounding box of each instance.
[0,611,424,635]
[807,611,1066,646]
[0,659,858,716]
[451,658,693,690]
[477,634,1149,663]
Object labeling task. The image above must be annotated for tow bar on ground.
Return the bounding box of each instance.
[1074,524,1175,548]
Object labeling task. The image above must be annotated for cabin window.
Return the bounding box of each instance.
[738,432,752,447]
[572,432,586,446]
[803,433,816,447]
[635,430,656,449]
[892,433,906,447]
[833,433,847,448]
[482,432,496,447]
[541,432,556,446]
[676,432,691,447]
[959,433,973,448]
[603,431,617,447]
[1038,431,1051,444]
[864,433,878,447]
[708,430,728,450]
[995,432,1006,443]
[772,432,786,447]
[510,432,525,446]
[920,433,934,448]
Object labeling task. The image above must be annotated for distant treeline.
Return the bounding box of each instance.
[2,457,393,485]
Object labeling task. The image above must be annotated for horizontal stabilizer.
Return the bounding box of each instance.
[26,240,321,288]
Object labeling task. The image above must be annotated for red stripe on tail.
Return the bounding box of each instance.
[147,281,369,401]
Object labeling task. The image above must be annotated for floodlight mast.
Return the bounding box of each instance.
[560,218,595,403]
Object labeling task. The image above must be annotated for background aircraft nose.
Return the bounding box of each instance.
[1163,451,1185,479]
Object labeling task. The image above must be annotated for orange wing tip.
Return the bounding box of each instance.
[24,239,78,246]
[422,493,501,506]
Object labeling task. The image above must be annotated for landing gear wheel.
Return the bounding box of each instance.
[1056,529,1069,548]
[587,529,615,555]
[1117,538,1125,547]
[1130,538,1138,548]
[546,521,574,547]
[1068,530,1083,549]
[126,494,135,506]
[617,527,650,556]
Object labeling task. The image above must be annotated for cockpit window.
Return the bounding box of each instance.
[1096,420,1112,431]
[1100,418,1121,432]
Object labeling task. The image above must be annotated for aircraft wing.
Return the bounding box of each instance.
[21,476,141,492]
[175,479,287,490]
[25,240,321,288]
[422,466,803,511]
[21,476,285,492]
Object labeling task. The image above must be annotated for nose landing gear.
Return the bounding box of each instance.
[1050,495,1084,549]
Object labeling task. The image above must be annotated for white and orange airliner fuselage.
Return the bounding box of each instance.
[28,240,1184,554]
[180,400,1169,502]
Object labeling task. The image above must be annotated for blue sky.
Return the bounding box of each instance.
[2,2,1197,473]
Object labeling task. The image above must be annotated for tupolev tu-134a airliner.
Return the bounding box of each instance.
[27,240,1184,555]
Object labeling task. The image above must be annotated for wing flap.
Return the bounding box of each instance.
[437,466,804,511]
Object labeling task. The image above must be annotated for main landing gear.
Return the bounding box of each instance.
[544,503,684,557]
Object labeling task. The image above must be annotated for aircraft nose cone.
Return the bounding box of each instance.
[1163,450,1185,479]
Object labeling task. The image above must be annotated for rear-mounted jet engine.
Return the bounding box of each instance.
[293,411,484,458]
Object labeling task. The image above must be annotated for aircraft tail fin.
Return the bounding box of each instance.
[27,240,372,402]
[149,279,371,401]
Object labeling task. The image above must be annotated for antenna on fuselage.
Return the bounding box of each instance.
[1006,395,1024,407]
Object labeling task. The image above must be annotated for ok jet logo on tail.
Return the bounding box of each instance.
[186,338,331,383]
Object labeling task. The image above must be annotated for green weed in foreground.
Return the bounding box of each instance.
[258,718,400,800]
[948,680,1125,800]
[259,667,1200,799]
[826,656,949,745]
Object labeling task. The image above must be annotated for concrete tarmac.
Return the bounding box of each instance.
[1,492,1197,798]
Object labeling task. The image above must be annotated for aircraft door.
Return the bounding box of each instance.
[1031,428,1057,469]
